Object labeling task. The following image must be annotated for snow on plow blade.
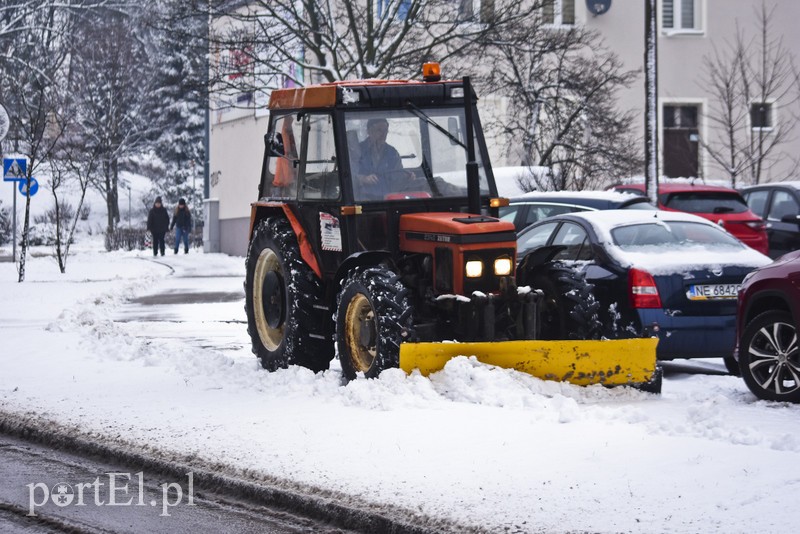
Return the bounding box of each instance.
[399,338,659,387]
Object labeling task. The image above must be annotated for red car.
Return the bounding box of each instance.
[611,183,769,255]
[735,250,800,402]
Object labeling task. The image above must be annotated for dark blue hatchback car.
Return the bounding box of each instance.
[516,210,772,368]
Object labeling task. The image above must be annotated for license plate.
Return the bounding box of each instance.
[686,284,741,300]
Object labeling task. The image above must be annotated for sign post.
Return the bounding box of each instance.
[4,157,28,262]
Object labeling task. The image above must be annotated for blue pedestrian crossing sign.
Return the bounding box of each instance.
[3,158,26,182]
[19,177,39,197]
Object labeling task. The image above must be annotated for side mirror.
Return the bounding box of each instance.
[267,132,285,157]
[780,213,800,224]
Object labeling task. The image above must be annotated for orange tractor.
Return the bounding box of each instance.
[244,64,659,389]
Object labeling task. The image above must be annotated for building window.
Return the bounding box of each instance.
[543,0,575,26]
[662,0,702,32]
[378,0,411,21]
[750,102,773,130]
[662,104,701,178]
[459,0,495,23]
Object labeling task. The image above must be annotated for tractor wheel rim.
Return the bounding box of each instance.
[344,293,377,373]
[253,248,284,351]
[748,321,800,396]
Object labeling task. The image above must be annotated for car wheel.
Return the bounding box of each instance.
[336,266,413,380]
[245,217,333,372]
[529,262,602,340]
[739,310,800,402]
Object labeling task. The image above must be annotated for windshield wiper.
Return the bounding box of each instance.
[405,101,467,150]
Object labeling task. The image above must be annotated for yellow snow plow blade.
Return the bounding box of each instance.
[399,338,659,386]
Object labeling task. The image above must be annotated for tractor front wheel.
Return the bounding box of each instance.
[336,267,413,380]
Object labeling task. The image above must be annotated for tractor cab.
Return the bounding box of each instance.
[258,70,503,272]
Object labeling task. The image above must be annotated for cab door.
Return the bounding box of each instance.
[295,112,345,276]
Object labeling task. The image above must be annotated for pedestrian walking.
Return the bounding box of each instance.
[146,196,169,257]
[170,198,192,254]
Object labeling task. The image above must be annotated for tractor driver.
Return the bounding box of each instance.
[355,118,412,199]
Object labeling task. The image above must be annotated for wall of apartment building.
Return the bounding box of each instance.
[577,0,800,183]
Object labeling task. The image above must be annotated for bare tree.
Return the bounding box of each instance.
[481,15,641,191]
[70,8,156,234]
[1,4,74,281]
[700,2,799,187]
[200,0,537,105]
[47,102,101,273]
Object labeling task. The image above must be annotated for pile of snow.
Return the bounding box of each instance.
[1,250,799,532]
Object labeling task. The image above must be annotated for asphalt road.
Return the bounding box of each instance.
[0,433,351,533]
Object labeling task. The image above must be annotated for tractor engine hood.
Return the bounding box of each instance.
[398,213,517,246]
[399,213,517,296]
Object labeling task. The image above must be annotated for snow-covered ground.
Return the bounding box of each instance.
[1,249,799,533]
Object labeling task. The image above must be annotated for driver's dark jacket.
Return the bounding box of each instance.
[358,141,402,198]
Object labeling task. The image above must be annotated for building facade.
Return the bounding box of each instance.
[207,0,800,256]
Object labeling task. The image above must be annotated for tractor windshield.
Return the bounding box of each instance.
[344,108,491,202]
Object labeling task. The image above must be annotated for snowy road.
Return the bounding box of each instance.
[2,250,800,533]
[0,434,346,533]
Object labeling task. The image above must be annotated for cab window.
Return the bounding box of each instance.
[299,114,340,200]
[264,114,301,199]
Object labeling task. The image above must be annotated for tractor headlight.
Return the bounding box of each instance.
[493,257,513,276]
[465,259,483,278]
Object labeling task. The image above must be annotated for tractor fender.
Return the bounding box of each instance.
[249,201,323,279]
[517,244,568,283]
[334,251,395,290]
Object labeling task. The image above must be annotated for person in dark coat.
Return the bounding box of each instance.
[146,196,170,256]
[170,198,192,254]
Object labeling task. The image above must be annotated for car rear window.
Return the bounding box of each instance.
[611,221,743,250]
[662,192,749,214]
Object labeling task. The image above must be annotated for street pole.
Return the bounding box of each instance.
[644,0,659,206]
[12,184,16,262]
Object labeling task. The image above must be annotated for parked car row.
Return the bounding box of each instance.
[503,185,799,402]
[608,182,770,255]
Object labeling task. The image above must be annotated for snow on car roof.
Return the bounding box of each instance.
[513,190,642,202]
[742,181,800,191]
[492,166,552,197]
[563,210,772,274]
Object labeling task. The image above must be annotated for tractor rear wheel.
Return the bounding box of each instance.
[245,217,332,372]
[336,266,413,380]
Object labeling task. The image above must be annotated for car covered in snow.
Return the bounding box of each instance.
[515,210,772,367]
[498,190,656,232]
[735,250,800,402]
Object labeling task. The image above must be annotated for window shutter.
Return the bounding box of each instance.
[663,0,674,28]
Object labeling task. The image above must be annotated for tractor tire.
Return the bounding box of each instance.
[245,217,332,372]
[739,310,800,402]
[528,262,602,341]
[336,266,413,380]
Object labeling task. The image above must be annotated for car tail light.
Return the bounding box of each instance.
[629,268,662,308]
[744,220,767,231]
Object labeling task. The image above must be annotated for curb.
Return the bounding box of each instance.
[0,413,471,534]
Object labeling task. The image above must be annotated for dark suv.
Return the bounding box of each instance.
[741,182,800,258]
[735,250,800,402]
